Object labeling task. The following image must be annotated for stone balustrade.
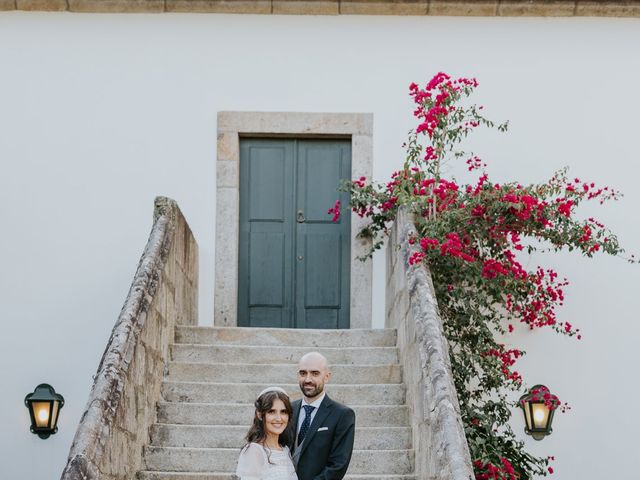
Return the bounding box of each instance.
[386,208,473,480]
[60,197,198,480]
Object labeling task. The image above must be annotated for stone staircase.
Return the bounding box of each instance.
[137,326,415,480]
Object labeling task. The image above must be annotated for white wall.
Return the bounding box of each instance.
[0,12,638,479]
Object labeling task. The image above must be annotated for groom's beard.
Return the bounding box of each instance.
[300,381,323,399]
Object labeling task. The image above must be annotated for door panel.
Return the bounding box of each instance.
[303,145,342,222]
[304,232,341,308]
[248,231,285,306]
[248,147,287,221]
[239,141,295,328]
[296,140,351,329]
[239,138,350,329]
[304,309,339,330]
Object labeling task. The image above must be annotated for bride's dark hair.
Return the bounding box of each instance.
[244,390,294,453]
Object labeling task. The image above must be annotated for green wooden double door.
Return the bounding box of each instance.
[239,138,351,329]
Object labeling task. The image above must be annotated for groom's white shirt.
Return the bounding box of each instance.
[296,392,326,435]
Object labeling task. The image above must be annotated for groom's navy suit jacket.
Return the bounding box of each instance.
[290,395,355,480]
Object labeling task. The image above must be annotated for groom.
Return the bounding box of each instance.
[291,352,355,480]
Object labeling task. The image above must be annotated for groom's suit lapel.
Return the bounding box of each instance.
[297,395,335,458]
[292,399,301,427]
[292,399,301,447]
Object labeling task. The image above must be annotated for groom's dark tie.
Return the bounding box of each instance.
[298,405,315,445]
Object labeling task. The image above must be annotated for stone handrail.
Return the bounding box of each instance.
[60,197,198,480]
[386,208,473,480]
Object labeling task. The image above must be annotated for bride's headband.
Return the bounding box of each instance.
[257,386,288,398]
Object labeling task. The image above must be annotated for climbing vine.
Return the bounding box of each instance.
[333,72,635,479]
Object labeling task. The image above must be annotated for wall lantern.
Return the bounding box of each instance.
[24,384,64,439]
[519,384,556,441]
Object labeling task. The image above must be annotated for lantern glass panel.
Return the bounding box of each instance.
[522,402,532,429]
[50,401,60,429]
[32,401,51,428]
[532,403,549,429]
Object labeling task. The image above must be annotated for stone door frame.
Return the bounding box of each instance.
[215,111,373,329]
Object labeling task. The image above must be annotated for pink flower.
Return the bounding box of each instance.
[408,252,425,265]
[557,200,574,217]
[353,176,366,188]
[327,199,341,222]
[420,237,439,251]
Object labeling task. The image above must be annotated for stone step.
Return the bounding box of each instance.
[143,446,414,475]
[161,382,405,406]
[166,363,402,384]
[157,402,410,427]
[170,344,399,365]
[150,424,412,450]
[138,473,417,480]
[175,326,397,348]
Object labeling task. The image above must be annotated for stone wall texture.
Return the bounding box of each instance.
[386,208,473,480]
[60,197,198,480]
[2,0,639,16]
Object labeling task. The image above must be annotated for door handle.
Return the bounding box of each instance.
[297,210,306,223]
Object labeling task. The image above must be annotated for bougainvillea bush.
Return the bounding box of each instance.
[336,72,635,479]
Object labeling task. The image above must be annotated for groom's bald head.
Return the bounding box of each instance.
[298,352,331,401]
[299,351,329,370]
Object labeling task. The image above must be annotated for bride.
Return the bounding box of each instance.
[235,386,298,480]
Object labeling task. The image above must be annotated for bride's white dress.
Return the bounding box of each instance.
[235,443,297,480]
